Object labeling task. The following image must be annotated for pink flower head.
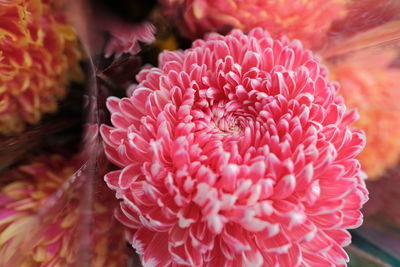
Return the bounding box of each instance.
[101,28,368,266]
[160,0,347,48]
[104,21,156,58]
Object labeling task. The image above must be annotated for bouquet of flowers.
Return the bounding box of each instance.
[1,0,399,266]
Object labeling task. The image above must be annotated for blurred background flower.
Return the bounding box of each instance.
[0,154,127,266]
[159,0,347,48]
[0,0,82,136]
[328,50,400,179]
[329,0,400,39]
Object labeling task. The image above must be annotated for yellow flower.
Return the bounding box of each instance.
[0,0,82,135]
[0,154,128,266]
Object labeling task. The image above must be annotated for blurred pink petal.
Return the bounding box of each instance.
[104,21,155,58]
[329,0,400,38]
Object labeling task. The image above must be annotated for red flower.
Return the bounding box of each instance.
[102,29,367,266]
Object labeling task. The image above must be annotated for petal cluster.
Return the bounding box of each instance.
[102,29,368,266]
[329,51,400,179]
[0,154,127,267]
[0,0,82,135]
[160,0,347,48]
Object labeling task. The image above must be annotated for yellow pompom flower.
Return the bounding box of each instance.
[0,0,82,135]
[0,154,127,266]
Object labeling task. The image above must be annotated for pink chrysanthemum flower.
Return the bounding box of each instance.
[0,154,127,266]
[101,29,368,266]
[160,0,347,48]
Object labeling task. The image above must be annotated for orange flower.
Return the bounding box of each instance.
[0,154,127,266]
[0,0,82,135]
[160,0,348,48]
[329,50,400,179]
